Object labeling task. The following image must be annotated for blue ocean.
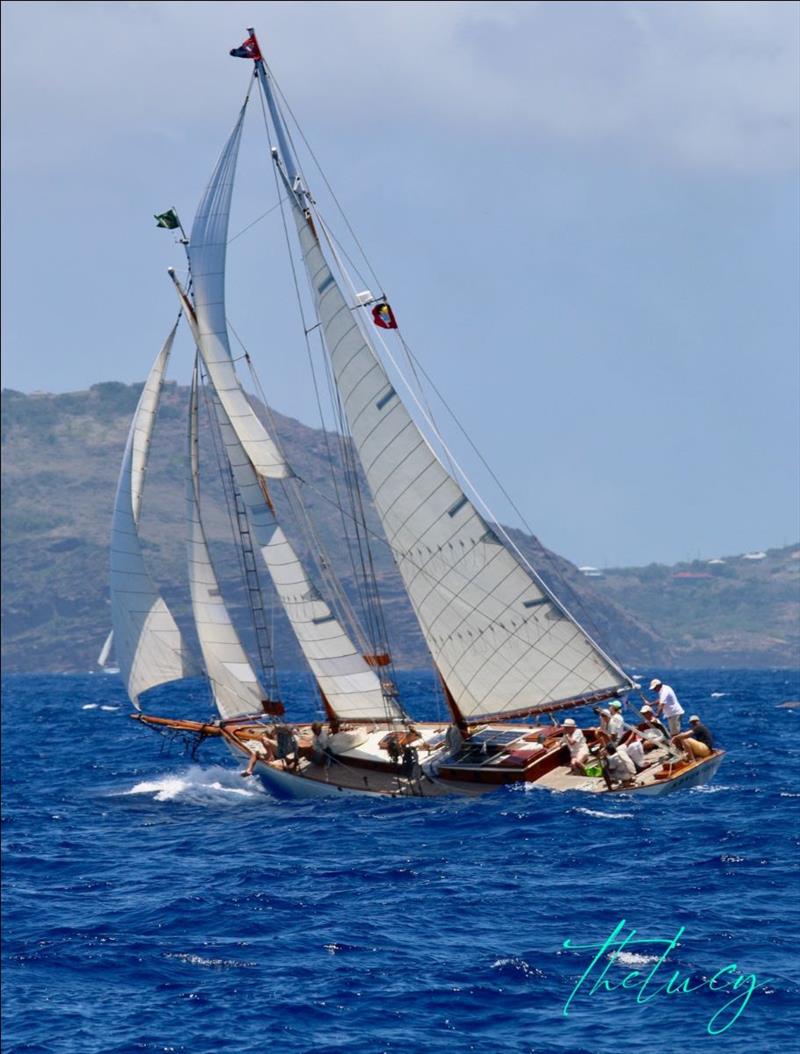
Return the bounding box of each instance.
[3,669,799,1053]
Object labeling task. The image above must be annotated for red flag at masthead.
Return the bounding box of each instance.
[230,34,262,60]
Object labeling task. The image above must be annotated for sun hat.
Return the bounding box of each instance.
[640,705,653,714]
[649,678,662,690]
[563,718,576,727]
[689,714,700,722]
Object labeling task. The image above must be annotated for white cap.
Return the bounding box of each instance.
[689,714,700,722]
[640,705,653,714]
[649,679,662,691]
[563,718,576,727]
[610,700,622,710]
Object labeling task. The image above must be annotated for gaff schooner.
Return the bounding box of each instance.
[108,29,724,799]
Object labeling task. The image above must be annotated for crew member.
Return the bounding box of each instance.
[673,714,715,760]
[650,678,685,735]
[562,718,590,773]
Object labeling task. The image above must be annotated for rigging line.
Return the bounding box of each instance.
[227,197,287,246]
[265,64,381,292]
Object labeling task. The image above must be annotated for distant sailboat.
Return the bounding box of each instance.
[111,28,723,798]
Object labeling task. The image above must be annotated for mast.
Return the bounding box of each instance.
[252,35,635,724]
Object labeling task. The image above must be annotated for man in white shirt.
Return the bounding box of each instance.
[607,700,625,744]
[650,678,684,735]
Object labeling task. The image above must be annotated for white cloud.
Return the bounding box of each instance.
[1,0,798,172]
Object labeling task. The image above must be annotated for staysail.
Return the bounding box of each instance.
[171,270,403,723]
[186,363,266,720]
[110,325,197,706]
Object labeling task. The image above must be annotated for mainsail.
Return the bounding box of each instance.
[246,54,633,722]
[110,325,196,706]
[186,363,266,720]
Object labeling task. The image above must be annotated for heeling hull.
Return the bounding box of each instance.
[222,726,725,801]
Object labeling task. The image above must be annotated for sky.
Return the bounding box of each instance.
[2,0,799,568]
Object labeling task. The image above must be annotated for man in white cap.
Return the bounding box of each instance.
[639,704,670,743]
[649,678,684,736]
[561,718,590,773]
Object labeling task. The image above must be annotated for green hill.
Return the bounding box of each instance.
[2,384,797,674]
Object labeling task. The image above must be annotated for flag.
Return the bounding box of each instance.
[230,35,261,60]
[154,209,180,230]
[372,302,398,330]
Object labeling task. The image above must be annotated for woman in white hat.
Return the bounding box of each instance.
[561,718,590,773]
[649,678,684,736]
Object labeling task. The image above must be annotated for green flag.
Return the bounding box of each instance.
[154,208,180,230]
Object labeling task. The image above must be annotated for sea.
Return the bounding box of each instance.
[2,669,799,1054]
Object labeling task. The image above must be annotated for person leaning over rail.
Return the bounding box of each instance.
[649,678,684,735]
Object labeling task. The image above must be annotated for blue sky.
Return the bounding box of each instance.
[2,1,798,568]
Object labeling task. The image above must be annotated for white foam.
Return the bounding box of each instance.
[100,705,119,711]
[575,807,634,820]
[614,951,660,966]
[120,765,266,804]
[164,952,255,969]
[710,692,726,699]
[82,704,98,710]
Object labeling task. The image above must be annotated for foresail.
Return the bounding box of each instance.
[110,326,196,706]
[187,101,289,480]
[187,366,266,721]
[293,205,632,721]
[202,359,402,722]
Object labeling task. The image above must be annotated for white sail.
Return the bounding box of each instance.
[187,101,289,481]
[110,326,196,706]
[186,364,266,721]
[292,204,631,720]
[173,269,402,722]
[97,629,113,668]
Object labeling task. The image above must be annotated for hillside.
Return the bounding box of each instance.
[2,384,797,673]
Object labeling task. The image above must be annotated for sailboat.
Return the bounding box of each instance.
[110,29,724,799]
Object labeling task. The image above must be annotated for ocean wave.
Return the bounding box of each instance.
[614,951,660,966]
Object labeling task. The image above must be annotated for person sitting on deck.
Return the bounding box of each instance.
[672,714,714,761]
[603,742,637,786]
[310,721,331,766]
[275,724,299,772]
[562,718,590,773]
[606,700,625,744]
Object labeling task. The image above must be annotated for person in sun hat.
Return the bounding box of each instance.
[649,677,684,736]
[638,704,670,744]
[561,717,590,773]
